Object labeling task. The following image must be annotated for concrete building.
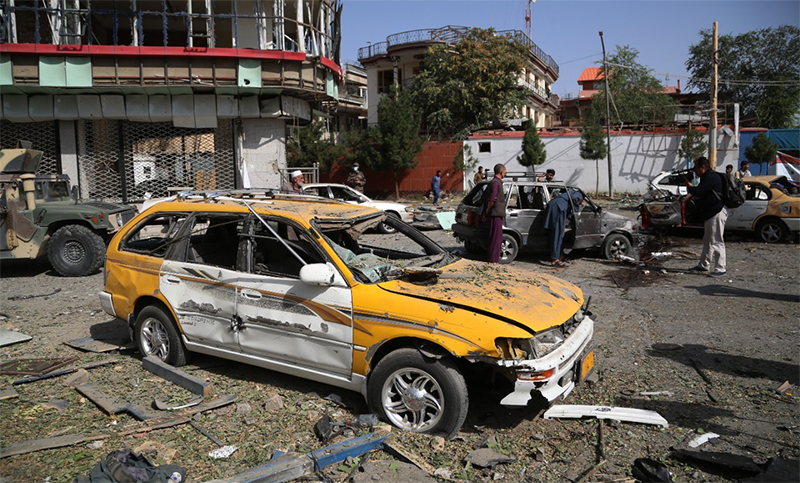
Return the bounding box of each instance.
[357,25,559,128]
[0,0,343,201]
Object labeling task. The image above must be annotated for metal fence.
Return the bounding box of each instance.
[0,120,59,175]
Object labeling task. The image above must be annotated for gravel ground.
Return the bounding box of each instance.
[1,208,798,482]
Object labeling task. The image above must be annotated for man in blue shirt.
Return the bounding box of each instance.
[431,170,442,205]
[684,156,728,277]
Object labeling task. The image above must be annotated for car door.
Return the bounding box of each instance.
[727,183,769,230]
[508,184,548,250]
[569,189,605,250]
[234,216,354,376]
[159,212,248,352]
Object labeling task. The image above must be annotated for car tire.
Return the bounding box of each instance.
[499,233,519,264]
[377,212,400,234]
[135,306,187,366]
[756,218,788,243]
[602,233,633,259]
[47,224,106,277]
[367,348,468,439]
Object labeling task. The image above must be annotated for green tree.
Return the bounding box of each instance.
[677,127,707,166]
[686,26,800,129]
[580,117,608,196]
[744,132,779,164]
[517,122,547,168]
[411,27,531,139]
[592,46,677,127]
[453,144,479,173]
[343,87,423,198]
[286,117,342,170]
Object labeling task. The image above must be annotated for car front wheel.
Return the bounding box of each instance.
[756,218,788,243]
[367,348,468,439]
[602,233,633,259]
[135,306,187,366]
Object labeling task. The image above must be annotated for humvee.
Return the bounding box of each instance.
[0,144,135,276]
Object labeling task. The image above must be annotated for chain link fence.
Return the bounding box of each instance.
[0,120,59,174]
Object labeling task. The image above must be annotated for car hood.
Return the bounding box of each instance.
[376,259,584,334]
[367,200,408,212]
[601,210,634,226]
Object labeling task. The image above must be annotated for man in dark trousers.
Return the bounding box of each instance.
[684,156,728,277]
[481,164,506,263]
[431,170,442,205]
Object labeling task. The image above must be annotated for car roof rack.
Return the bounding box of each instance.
[170,188,331,204]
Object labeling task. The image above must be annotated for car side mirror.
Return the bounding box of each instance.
[300,263,338,287]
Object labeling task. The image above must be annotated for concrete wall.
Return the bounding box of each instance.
[465,130,740,194]
[239,118,286,188]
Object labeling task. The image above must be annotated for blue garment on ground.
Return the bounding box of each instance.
[543,191,583,261]
[432,174,441,204]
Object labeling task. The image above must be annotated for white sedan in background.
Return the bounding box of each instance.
[301,183,414,233]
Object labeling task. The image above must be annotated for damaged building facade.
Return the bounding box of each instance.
[0,0,343,201]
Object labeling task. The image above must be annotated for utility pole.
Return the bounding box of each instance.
[599,31,613,198]
[708,21,719,169]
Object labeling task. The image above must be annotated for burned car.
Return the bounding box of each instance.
[100,190,596,438]
[452,178,637,263]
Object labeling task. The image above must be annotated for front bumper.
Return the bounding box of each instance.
[499,316,595,406]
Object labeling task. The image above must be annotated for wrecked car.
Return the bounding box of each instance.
[300,183,414,234]
[100,190,596,438]
[452,177,637,263]
[641,175,800,243]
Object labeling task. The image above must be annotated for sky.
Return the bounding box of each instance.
[339,0,800,97]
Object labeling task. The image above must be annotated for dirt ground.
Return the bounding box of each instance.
[1,206,798,482]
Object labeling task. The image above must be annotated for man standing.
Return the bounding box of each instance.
[347,162,367,192]
[537,169,555,182]
[431,170,442,205]
[473,166,485,186]
[684,156,727,278]
[482,164,506,263]
[735,161,752,180]
[282,170,304,193]
[543,190,583,267]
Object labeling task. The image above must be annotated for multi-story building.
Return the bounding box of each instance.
[357,25,560,129]
[0,0,343,201]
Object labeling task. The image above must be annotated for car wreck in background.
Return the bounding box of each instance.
[0,145,136,276]
[101,190,596,438]
[641,174,800,243]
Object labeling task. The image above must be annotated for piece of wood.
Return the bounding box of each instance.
[179,394,237,416]
[12,358,118,385]
[0,433,111,459]
[75,382,162,420]
[190,420,224,446]
[142,356,214,396]
[383,439,438,476]
[0,386,19,400]
[64,330,135,353]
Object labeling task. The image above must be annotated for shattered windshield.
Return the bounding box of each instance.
[314,214,455,284]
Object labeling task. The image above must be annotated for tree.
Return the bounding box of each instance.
[453,144,479,173]
[286,117,342,171]
[591,46,677,127]
[343,87,423,199]
[686,26,800,129]
[411,27,531,139]
[517,121,547,168]
[580,117,608,196]
[744,132,779,165]
[677,127,707,167]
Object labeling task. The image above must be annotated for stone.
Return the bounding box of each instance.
[236,402,252,415]
[431,436,445,451]
[465,448,515,469]
[264,394,284,411]
[63,369,90,387]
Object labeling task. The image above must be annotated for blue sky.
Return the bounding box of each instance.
[340,0,800,97]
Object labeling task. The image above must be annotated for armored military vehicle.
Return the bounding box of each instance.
[0,144,135,276]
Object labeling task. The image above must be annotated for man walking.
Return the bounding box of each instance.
[481,164,506,263]
[684,156,728,278]
[431,170,442,205]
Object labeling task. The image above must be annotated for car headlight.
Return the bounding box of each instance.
[116,213,123,226]
[404,206,416,213]
[532,328,565,358]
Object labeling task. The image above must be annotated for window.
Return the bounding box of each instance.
[185,213,247,270]
[121,213,189,258]
[330,186,363,202]
[249,218,323,278]
[378,70,395,94]
[478,142,492,153]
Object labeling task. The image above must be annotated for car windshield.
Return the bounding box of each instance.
[315,215,454,284]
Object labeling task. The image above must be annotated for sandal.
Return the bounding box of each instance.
[551,260,568,268]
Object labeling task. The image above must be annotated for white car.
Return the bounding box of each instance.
[301,183,414,233]
[647,170,692,196]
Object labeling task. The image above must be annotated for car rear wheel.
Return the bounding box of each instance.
[135,306,187,366]
[499,233,519,264]
[377,212,400,234]
[47,224,106,277]
[602,233,633,259]
[367,348,468,439]
[756,218,788,243]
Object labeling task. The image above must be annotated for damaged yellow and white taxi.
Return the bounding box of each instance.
[100,191,595,438]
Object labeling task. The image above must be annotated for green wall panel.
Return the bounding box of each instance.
[237,59,262,88]
[39,57,67,87]
[0,55,12,86]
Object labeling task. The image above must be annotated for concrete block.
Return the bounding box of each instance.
[28,95,54,121]
[54,95,79,119]
[142,356,214,397]
[172,95,195,128]
[100,95,127,119]
[77,95,103,119]
[2,95,31,122]
[149,95,171,122]
[126,95,150,122]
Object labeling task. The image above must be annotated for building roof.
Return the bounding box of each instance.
[577,67,605,83]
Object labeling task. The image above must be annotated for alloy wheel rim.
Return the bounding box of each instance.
[381,368,444,433]
[141,317,170,361]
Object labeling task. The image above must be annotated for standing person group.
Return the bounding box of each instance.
[347,162,367,192]
[684,156,727,278]
[481,164,506,263]
[543,190,583,267]
[431,170,442,205]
